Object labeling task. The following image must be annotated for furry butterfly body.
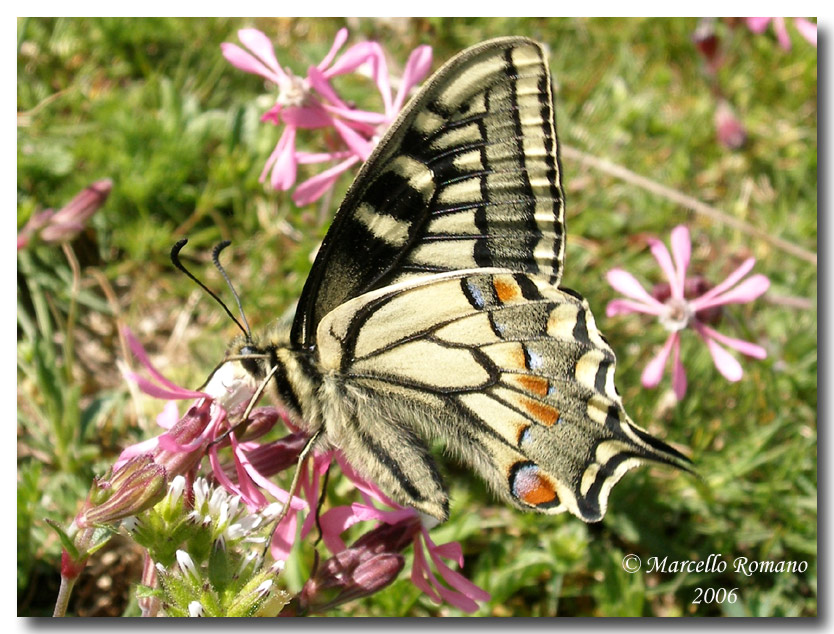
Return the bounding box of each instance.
[232,37,688,522]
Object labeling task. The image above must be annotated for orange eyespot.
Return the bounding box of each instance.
[509,462,559,507]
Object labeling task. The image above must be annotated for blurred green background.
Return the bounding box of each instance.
[17,17,816,616]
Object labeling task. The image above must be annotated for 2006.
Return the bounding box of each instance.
[693,588,738,604]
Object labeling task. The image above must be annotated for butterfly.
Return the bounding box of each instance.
[229,36,689,523]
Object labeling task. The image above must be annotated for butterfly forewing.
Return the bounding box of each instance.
[292,37,565,348]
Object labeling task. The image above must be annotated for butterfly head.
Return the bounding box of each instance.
[227,318,293,385]
[227,333,277,382]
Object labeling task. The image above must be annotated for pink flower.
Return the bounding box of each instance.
[17,179,112,250]
[222,28,431,205]
[292,43,430,206]
[314,455,490,613]
[606,225,770,400]
[222,28,377,192]
[115,328,308,548]
[715,99,747,149]
[746,17,817,50]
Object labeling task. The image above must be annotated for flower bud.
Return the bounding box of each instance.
[153,401,213,475]
[77,455,167,528]
[231,431,309,478]
[692,18,721,73]
[40,179,112,243]
[298,518,418,614]
[18,179,112,249]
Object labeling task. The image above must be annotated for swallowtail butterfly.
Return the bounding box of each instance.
[230,37,689,522]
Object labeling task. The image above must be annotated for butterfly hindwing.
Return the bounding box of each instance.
[292,37,565,348]
[315,271,689,521]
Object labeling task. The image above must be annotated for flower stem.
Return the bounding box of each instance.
[53,576,76,617]
[61,242,80,385]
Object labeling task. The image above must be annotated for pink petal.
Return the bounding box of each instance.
[228,439,269,509]
[350,504,407,524]
[292,156,360,206]
[647,237,682,299]
[606,268,665,309]
[299,503,319,542]
[413,535,486,612]
[794,18,817,47]
[157,427,208,454]
[236,28,286,82]
[693,274,770,312]
[430,553,490,604]
[431,541,464,568]
[701,333,744,382]
[233,445,307,512]
[335,453,401,509]
[260,103,282,126]
[270,510,299,561]
[123,372,205,401]
[326,41,382,78]
[689,258,756,310]
[669,225,691,295]
[393,45,433,112]
[366,44,393,114]
[746,17,772,33]
[606,298,666,318]
[641,333,677,388]
[773,17,792,50]
[317,506,357,553]
[332,118,374,159]
[671,336,687,400]
[416,557,476,612]
[317,28,349,71]
[696,323,767,359]
[321,505,364,533]
[307,65,350,109]
[295,150,355,164]
[115,438,160,470]
[209,444,249,502]
[267,128,298,190]
[411,541,442,602]
[122,328,206,398]
[321,102,387,126]
[155,401,180,429]
[220,42,283,85]
[258,144,280,183]
[280,104,334,129]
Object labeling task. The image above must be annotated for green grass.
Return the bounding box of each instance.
[17,17,816,617]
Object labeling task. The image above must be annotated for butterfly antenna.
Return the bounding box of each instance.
[170,239,249,338]
[212,241,253,340]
